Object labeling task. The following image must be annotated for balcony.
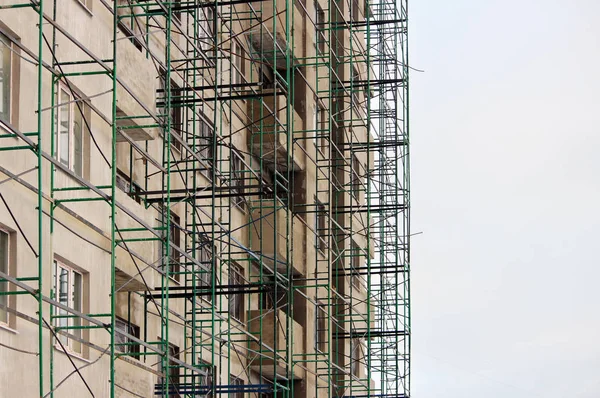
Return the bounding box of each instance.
[244,0,304,69]
[248,91,305,172]
[249,205,305,276]
[113,189,156,291]
[115,36,158,141]
[247,309,304,380]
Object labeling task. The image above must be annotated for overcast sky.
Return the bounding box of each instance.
[410,0,600,396]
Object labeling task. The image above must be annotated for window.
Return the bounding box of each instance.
[55,84,89,178]
[0,33,12,124]
[231,150,246,210]
[198,360,215,397]
[76,0,93,12]
[197,240,214,301]
[158,71,183,152]
[199,117,215,178]
[116,0,144,51]
[351,66,361,108]
[172,0,182,22]
[351,154,362,201]
[316,201,327,252]
[351,338,361,377]
[199,7,215,52]
[351,0,359,22]
[0,229,11,325]
[231,41,245,90]
[116,169,143,204]
[261,276,289,315]
[315,302,327,352]
[228,263,244,321]
[316,101,327,154]
[161,208,181,282]
[315,1,326,55]
[53,260,85,355]
[351,240,362,289]
[230,375,244,398]
[158,342,180,397]
[115,317,140,357]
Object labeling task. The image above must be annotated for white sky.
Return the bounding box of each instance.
[410,0,600,396]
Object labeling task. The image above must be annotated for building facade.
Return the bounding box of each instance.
[0,0,409,397]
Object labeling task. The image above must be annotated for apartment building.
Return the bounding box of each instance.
[0,0,409,397]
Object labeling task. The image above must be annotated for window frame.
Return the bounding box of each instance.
[53,259,85,356]
[116,0,144,52]
[197,239,214,302]
[230,149,246,211]
[351,66,361,109]
[228,262,244,322]
[116,168,144,204]
[199,116,215,180]
[198,359,215,397]
[158,71,183,153]
[351,153,362,201]
[158,341,181,397]
[75,0,93,14]
[0,32,13,125]
[55,82,88,178]
[351,239,362,290]
[231,40,246,91]
[0,227,13,328]
[351,338,361,378]
[230,375,244,398]
[160,207,181,283]
[315,200,327,253]
[314,302,327,353]
[199,6,215,52]
[114,316,141,357]
[315,1,326,56]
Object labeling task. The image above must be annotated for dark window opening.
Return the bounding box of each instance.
[228,263,244,321]
[116,169,143,204]
[316,201,327,252]
[231,150,246,211]
[158,342,180,397]
[315,303,327,352]
[115,317,140,357]
[316,1,326,55]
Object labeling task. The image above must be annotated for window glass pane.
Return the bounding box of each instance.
[0,33,11,122]
[72,271,82,353]
[59,90,71,167]
[0,231,8,323]
[57,266,69,346]
[73,104,84,177]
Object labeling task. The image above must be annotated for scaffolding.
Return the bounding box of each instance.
[0,0,409,397]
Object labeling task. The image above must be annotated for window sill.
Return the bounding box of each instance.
[0,322,18,335]
[75,1,93,16]
[54,343,90,363]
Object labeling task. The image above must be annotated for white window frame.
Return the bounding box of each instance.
[0,32,13,125]
[231,41,245,89]
[53,259,84,355]
[0,227,11,327]
[75,0,93,14]
[55,83,87,177]
[199,7,215,52]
